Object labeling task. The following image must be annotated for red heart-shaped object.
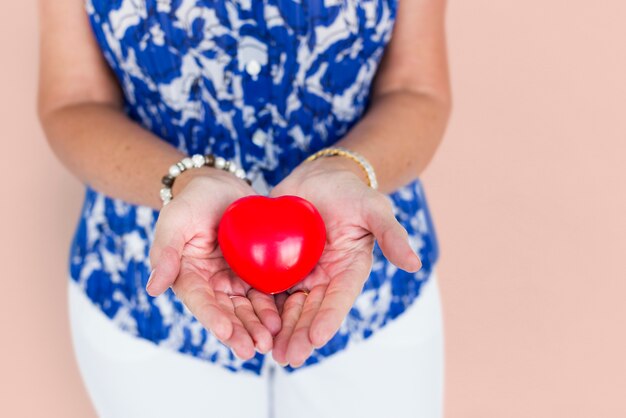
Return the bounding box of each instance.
[217,195,326,294]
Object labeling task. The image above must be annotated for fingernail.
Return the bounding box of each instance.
[146,269,155,290]
[410,254,422,271]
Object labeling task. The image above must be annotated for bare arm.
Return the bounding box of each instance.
[38,0,284,359]
[325,0,452,194]
[37,0,217,210]
[267,0,451,366]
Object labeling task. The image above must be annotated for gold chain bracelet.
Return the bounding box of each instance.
[304,146,378,190]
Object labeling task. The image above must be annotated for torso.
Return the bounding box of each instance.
[72,0,439,374]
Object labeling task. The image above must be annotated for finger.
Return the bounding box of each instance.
[171,274,233,342]
[214,292,257,360]
[146,245,181,296]
[364,195,422,272]
[285,285,326,367]
[309,262,370,348]
[272,292,307,366]
[231,295,274,354]
[275,292,289,316]
[147,202,189,296]
[247,289,282,337]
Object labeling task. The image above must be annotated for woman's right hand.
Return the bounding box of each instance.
[146,168,281,360]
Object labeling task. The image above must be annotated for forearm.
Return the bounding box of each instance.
[332,90,450,194]
[40,102,217,210]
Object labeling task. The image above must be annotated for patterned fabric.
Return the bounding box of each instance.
[71,0,440,375]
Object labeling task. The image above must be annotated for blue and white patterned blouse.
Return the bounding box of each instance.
[71,0,440,375]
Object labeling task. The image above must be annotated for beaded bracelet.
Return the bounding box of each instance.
[304,146,378,190]
[160,154,251,206]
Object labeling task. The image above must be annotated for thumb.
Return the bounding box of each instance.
[147,245,182,296]
[147,203,188,296]
[363,194,422,272]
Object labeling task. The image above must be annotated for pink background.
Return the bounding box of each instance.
[1,1,625,416]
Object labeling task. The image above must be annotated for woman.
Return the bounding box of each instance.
[38,0,451,416]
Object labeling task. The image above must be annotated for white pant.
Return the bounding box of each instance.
[68,273,444,418]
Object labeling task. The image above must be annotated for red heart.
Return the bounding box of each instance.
[217,195,326,294]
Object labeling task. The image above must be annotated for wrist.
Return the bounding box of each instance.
[160,154,251,206]
[300,154,370,186]
[171,165,224,196]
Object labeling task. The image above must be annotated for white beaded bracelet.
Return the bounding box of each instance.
[160,153,251,206]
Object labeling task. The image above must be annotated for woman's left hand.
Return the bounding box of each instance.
[269,156,422,367]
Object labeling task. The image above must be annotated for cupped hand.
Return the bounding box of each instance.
[269,157,423,367]
[146,168,281,360]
